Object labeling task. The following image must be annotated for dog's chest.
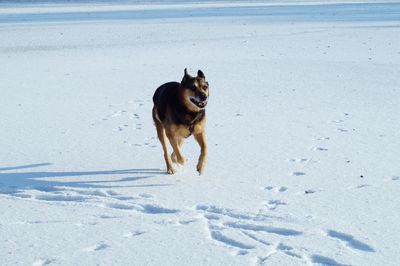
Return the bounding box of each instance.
[167,106,205,138]
[171,123,193,138]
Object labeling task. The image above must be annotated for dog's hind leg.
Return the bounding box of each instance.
[153,108,175,174]
[167,134,186,165]
[156,124,175,174]
[171,138,184,163]
[194,131,207,175]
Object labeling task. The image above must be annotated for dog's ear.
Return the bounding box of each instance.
[197,70,205,79]
[182,68,192,84]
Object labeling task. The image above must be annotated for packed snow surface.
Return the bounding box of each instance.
[1,1,400,265]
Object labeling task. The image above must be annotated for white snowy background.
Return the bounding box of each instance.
[1,1,399,265]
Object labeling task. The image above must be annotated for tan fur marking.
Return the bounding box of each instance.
[194,131,207,174]
[166,134,186,165]
[166,124,186,165]
[193,116,206,135]
[168,123,191,139]
[171,138,184,163]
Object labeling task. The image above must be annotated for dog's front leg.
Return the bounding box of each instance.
[194,131,207,174]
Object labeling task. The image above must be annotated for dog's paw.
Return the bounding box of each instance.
[171,152,185,165]
[176,156,186,165]
[167,167,176,175]
[196,163,205,175]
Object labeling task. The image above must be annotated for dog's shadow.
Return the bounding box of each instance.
[0,163,169,195]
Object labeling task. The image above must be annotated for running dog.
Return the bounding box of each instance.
[152,69,209,174]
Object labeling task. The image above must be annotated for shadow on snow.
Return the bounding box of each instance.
[0,163,169,194]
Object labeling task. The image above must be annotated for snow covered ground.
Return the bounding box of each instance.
[1,1,400,265]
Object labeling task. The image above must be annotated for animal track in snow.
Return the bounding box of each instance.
[75,189,108,197]
[305,189,317,194]
[278,187,288,192]
[10,192,32,199]
[111,110,127,117]
[139,204,179,214]
[276,243,302,258]
[210,230,256,250]
[327,230,375,252]
[106,202,179,214]
[195,204,367,264]
[256,241,306,264]
[100,100,157,148]
[290,171,306,176]
[204,214,220,220]
[392,176,400,181]
[123,230,146,238]
[266,200,287,210]
[35,194,87,202]
[32,188,141,205]
[196,204,267,221]
[314,136,330,141]
[15,183,178,219]
[310,254,347,266]
[32,258,56,266]
[106,202,136,210]
[196,204,306,260]
[288,158,308,163]
[178,219,198,225]
[139,193,153,198]
[82,242,110,252]
[314,147,328,151]
[241,231,272,246]
[97,214,121,219]
[263,186,288,193]
[100,101,144,132]
[224,221,301,236]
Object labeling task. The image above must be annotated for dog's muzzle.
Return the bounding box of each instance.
[190,97,207,108]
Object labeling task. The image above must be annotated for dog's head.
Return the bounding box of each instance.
[180,68,209,112]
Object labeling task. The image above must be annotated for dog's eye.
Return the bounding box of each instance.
[202,86,208,90]
[191,86,197,91]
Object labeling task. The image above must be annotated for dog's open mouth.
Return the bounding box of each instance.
[190,98,207,108]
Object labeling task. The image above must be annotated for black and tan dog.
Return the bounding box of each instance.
[152,69,209,174]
